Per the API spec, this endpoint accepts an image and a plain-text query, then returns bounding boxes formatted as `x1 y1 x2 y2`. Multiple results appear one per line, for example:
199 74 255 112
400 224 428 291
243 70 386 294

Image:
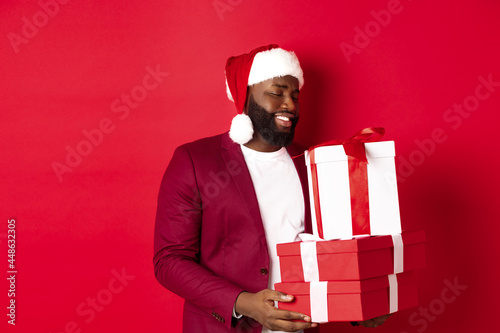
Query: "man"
154 44 316 333
153 45 388 332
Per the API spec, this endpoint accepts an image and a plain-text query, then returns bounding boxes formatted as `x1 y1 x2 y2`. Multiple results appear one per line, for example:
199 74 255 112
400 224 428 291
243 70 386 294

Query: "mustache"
272 111 296 117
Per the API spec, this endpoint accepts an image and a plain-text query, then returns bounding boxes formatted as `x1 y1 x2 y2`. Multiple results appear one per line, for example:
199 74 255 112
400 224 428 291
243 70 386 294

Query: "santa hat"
225 44 304 144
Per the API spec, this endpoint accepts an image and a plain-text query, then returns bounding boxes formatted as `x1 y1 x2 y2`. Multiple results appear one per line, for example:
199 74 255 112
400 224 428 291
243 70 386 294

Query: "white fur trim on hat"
247 48 304 88
229 113 254 144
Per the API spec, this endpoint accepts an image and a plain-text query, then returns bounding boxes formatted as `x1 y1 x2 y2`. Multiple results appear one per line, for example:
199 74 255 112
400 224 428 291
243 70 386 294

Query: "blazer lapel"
219 134 313 248
220 133 268 250
287 144 313 234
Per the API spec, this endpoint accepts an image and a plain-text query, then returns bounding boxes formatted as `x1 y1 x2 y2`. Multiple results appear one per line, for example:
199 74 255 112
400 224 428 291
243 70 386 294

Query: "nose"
281 95 297 112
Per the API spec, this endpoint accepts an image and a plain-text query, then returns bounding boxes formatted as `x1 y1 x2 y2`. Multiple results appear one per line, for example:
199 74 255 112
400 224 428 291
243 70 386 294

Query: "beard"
246 96 299 147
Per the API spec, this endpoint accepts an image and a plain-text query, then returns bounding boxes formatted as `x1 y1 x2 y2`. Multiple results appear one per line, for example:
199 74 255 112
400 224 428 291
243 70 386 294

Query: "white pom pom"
229 114 254 144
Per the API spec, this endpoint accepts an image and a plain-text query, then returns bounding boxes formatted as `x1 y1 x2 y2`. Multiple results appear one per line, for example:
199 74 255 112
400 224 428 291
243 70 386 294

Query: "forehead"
251 75 300 92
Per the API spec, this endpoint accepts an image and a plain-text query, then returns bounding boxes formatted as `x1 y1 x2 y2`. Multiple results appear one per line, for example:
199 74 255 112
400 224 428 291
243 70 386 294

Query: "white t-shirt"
240 144 305 333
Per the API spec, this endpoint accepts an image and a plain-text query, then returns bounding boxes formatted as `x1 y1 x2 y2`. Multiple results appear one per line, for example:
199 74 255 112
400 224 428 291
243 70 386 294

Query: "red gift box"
275 271 418 322
278 231 425 282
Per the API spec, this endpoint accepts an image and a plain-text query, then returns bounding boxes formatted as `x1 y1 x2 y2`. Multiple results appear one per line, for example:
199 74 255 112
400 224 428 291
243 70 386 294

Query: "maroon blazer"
153 132 315 333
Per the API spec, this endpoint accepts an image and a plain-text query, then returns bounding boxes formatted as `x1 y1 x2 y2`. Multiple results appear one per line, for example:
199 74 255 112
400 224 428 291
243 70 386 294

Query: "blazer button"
212 311 225 323
260 268 268 275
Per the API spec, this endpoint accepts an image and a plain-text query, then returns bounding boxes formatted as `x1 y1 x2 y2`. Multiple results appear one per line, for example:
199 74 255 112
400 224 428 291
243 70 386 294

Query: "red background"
1 0 499 332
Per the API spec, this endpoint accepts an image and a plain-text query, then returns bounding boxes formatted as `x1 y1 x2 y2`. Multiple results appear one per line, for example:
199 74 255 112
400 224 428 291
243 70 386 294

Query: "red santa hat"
225 44 304 144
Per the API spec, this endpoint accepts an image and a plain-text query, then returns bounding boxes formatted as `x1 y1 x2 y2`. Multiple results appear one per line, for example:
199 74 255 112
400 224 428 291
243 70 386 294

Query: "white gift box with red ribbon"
305 139 402 240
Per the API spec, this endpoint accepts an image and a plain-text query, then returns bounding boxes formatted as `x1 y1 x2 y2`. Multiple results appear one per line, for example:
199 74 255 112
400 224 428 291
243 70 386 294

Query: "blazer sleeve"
153 145 244 329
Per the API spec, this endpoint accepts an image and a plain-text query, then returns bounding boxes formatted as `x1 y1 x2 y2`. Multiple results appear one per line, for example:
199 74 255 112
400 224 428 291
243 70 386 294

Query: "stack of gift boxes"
275 128 426 323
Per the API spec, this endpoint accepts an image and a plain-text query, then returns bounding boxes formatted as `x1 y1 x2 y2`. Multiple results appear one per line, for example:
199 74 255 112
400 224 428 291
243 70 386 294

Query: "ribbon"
308 127 385 238
391 234 404 274
388 274 399 313
310 281 329 323
300 241 320 282
309 149 325 238
388 234 405 314
298 233 321 242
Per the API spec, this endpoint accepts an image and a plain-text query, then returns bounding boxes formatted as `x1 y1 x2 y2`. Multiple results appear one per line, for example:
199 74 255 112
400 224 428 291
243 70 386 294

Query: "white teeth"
276 115 290 121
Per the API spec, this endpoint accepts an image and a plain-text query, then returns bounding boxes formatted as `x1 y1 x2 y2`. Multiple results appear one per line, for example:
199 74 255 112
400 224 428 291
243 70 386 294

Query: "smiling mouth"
274 113 294 128
276 115 291 121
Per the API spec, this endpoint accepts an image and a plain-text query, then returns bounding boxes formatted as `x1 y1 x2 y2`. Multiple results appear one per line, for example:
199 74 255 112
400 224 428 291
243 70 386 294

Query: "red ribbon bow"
309 127 385 239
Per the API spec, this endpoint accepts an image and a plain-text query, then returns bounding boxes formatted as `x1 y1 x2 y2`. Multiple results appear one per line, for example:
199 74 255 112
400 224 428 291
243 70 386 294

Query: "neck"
243 133 282 152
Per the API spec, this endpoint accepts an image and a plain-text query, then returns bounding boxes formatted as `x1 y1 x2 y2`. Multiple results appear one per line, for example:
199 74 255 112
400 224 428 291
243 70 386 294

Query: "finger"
373 314 391 325
274 308 312 322
271 318 318 332
359 313 391 327
379 314 391 321
358 319 376 328
267 290 294 303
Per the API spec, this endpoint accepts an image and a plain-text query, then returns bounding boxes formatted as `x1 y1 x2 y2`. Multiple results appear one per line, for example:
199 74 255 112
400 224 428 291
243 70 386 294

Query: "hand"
355 314 392 328
235 289 318 332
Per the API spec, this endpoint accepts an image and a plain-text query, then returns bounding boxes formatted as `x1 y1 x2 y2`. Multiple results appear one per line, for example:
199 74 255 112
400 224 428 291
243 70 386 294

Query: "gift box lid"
275 271 416 295
277 231 425 257
306 141 395 164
